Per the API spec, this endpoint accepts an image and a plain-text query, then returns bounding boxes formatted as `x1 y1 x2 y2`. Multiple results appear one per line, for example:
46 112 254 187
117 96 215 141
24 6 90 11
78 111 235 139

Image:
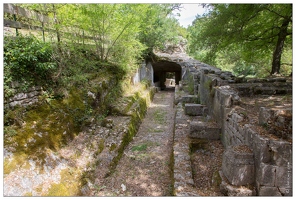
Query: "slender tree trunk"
101 4 105 61
271 18 290 75
52 4 61 43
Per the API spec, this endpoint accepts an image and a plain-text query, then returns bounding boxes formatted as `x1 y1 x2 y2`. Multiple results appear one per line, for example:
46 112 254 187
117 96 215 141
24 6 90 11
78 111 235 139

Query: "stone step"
189 121 220 140
184 103 207 116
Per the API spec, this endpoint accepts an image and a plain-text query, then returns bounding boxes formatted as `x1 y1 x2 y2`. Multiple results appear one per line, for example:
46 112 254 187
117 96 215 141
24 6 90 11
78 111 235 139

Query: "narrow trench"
169 102 177 196
190 139 224 196
96 88 177 196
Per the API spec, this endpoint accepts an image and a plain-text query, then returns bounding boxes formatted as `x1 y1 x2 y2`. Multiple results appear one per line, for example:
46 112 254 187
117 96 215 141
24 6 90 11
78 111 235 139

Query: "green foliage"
54 4 146 72
3 126 18 137
14 3 183 71
188 4 292 77
138 4 182 56
131 144 148 152
4 34 56 97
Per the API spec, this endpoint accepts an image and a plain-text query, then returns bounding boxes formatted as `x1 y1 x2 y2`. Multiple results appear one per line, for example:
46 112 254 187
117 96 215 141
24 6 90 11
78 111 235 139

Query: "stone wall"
223 110 292 195
132 61 154 86
4 86 43 108
185 62 292 196
6 61 154 109
149 49 292 196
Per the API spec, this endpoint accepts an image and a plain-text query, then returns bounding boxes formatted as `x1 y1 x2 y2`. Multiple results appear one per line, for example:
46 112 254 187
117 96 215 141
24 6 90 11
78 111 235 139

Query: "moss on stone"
4 86 93 170
47 183 70 196
105 86 154 177
4 76 155 195
211 170 222 187
24 192 32 196
45 167 82 196
109 143 117 151
98 139 105 154
3 152 28 174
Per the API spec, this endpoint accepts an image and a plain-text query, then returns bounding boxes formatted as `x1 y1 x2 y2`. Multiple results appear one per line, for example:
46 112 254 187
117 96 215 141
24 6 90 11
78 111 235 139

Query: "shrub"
4 34 57 98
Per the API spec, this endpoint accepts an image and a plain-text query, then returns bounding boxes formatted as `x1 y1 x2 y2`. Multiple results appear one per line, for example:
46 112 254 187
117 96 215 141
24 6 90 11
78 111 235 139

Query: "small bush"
4 34 56 98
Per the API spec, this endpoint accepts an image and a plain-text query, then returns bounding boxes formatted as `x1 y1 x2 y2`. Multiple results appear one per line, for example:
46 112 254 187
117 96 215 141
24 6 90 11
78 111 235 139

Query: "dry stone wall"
4 86 43 108
179 58 292 196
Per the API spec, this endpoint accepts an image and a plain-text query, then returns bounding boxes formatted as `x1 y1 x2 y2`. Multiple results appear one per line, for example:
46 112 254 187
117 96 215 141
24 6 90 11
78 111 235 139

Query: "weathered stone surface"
278 187 292 196
184 104 205 116
252 133 271 165
256 163 276 186
222 146 254 186
269 139 292 167
258 186 282 196
190 121 220 140
220 171 255 196
275 165 293 188
258 107 272 125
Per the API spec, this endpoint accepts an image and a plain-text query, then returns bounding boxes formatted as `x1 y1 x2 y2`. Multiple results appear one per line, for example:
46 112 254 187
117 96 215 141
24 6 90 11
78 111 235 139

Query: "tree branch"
104 20 133 61
264 5 292 22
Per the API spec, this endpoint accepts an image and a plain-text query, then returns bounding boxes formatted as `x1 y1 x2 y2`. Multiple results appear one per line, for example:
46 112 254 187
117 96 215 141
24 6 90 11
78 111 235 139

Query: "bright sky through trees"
173 4 208 28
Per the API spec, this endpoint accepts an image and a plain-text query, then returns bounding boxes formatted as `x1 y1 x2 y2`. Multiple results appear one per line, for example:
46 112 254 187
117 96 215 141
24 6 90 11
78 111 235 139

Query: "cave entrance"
152 61 182 90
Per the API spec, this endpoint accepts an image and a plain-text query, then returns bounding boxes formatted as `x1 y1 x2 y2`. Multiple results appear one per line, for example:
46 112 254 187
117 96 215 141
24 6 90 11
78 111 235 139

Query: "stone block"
189 121 220 140
222 146 254 186
259 107 272 125
27 90 39 98
245 124 255 147
269 139 292 166
256 163 276 186
258 186 282 196
275 166 292 188
278 187 292 196
232 112 244 123
216 86 240 108
252 133 271 166
219 171 256 196
184 104 205 116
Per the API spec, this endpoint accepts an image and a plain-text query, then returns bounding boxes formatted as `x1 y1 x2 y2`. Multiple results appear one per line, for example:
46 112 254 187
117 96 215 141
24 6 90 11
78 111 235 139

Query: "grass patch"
153 110 166 124
148 127 164 133
131 144 148 152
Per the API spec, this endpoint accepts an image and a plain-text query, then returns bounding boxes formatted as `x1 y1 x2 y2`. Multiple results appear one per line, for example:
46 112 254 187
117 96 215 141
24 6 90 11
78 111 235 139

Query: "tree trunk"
271 18 290 75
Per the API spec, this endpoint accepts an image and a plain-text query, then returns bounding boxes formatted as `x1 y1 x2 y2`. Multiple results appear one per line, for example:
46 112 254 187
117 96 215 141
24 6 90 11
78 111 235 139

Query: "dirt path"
95 89 176 196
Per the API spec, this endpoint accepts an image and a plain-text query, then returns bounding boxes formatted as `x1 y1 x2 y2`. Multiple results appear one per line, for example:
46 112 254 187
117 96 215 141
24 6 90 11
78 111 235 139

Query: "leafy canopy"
188 4 292 77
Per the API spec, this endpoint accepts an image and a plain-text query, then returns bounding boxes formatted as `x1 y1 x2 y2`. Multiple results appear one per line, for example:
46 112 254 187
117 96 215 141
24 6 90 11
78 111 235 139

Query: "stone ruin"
4 46 292 196
172 57 292 196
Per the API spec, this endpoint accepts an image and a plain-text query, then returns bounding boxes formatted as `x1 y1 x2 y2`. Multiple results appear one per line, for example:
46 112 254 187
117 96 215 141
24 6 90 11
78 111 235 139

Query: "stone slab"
184 103 205 116
190 121 220 140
